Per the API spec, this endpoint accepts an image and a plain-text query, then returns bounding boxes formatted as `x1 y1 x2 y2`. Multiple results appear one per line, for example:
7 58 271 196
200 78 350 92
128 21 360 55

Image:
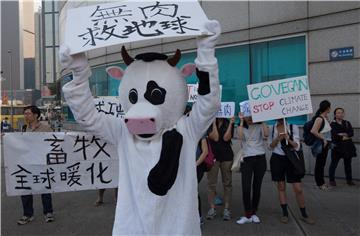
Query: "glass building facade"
41 0 59 85
63 35 306 124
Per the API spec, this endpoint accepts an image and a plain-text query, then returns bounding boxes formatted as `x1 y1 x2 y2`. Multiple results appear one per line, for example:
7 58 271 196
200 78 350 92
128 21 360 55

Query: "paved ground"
2 164 360 236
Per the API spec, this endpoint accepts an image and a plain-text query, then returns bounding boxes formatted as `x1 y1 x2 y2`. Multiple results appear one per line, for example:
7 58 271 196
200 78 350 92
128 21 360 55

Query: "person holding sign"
268 119 315 225
17 106 55 225
60 16 222 235
206 117 235 221
236 112 268 224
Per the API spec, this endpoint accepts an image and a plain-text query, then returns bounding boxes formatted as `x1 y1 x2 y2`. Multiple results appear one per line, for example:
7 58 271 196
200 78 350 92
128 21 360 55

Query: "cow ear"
180 63 196 78
106 66 124 80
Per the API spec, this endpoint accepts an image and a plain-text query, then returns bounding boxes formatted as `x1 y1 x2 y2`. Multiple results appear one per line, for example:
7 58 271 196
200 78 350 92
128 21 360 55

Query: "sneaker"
280 216 289 224
206 208 216 220
329 181 336 187
200 216 204 226
17 216 34 225
318 184 330 191
301 216 315 225
44 213 54 223
251 214 261 223
347 181 356 186
223 208 231 221
236 216 252 224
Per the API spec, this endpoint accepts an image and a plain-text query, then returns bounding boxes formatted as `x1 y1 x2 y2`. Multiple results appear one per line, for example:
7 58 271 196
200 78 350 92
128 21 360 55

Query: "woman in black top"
329 108 357 186
206 117 234 221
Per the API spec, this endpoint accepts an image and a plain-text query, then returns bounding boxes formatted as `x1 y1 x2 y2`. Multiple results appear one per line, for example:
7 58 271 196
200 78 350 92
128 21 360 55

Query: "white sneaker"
251 214 260 223
236 216 252 224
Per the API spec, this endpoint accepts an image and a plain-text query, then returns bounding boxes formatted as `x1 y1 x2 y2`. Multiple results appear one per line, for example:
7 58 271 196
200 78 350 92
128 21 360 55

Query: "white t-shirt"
268 122 300 156
241 124 266 158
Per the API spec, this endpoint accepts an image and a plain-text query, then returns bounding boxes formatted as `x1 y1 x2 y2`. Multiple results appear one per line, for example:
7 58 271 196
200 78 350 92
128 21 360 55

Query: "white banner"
65 1 210 54
4 132 119 196
247 76 313 122
94 96 125 118
216 102 235 118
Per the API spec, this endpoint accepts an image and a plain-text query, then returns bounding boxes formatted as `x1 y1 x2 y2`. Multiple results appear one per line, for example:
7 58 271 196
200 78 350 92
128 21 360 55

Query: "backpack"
204 138 216 171
303 116 324 146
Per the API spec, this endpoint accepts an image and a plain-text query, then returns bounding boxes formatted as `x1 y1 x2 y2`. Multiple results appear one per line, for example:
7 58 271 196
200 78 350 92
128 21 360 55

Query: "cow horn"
121 46 134 66
167 49 181 67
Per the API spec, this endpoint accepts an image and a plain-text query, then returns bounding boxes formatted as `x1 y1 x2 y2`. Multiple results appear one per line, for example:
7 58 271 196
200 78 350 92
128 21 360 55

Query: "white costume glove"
59 45 91 84
197 20 221 50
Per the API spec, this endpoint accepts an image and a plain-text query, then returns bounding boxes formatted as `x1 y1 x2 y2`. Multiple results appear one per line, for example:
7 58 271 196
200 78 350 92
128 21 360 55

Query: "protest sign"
94 96 124 118
216 102 235 118
4 132 118 196
247 76 312 123
239 100 251 117
187 84 222 103
65 1 210 54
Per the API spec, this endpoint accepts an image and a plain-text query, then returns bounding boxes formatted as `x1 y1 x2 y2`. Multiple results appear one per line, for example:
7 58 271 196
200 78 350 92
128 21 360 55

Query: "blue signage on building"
329 47 354 61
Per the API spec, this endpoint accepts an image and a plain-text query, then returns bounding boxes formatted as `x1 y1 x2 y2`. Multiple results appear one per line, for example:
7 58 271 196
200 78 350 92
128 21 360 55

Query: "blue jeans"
21 194 53 217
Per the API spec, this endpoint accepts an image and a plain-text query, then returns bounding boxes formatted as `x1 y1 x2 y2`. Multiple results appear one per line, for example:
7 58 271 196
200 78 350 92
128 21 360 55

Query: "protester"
310 100 332 190
1 117 11 132
236 113 268 224
17 105 55 225
329 107 357 186
196 136 209 225
206 117 234 221
268 118 315 225
94 189 118 206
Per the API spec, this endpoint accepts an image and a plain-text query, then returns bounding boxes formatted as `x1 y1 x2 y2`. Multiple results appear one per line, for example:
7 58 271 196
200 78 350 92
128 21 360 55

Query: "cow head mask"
106 46 196 140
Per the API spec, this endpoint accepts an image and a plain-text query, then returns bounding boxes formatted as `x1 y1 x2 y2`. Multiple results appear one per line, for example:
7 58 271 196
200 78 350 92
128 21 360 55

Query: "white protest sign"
94 96 125 118
216 102 235 118
4 132 119 196
65 1 210 54
247 76 313 123
187 84 222 103
239 100 251 117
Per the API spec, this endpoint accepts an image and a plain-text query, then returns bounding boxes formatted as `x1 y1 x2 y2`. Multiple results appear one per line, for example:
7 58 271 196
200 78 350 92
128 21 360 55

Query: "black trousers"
315 145 329 186
240 154 267 214
197 163 206 217
329 150 352 182
21 194 53 217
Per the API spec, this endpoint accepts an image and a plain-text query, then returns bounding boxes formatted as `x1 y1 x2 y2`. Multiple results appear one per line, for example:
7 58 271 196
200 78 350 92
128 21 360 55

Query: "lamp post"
7 50 14 130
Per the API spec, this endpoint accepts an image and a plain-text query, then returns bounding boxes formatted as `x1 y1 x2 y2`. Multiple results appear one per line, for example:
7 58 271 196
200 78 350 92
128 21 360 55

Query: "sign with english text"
247 76 313 122
65 1 210 54
187 84 222 103
216 102 235 118
4 132 119 196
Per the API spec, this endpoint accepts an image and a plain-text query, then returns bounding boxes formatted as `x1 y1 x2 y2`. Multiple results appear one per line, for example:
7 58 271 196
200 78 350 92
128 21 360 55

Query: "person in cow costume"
60 20 221 235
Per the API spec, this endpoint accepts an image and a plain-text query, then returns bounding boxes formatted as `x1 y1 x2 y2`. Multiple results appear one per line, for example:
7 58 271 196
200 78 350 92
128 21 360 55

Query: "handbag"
281 145 305 178
231 126 257 172
204 138 216 171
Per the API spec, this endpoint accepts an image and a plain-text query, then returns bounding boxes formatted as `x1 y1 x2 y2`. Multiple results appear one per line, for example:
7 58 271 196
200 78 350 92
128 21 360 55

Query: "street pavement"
1 163 359 236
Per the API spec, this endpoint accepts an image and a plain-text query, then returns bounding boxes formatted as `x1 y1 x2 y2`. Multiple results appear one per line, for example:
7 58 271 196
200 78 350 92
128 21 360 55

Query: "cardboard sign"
247 76 313 122
216 102 235 118
239 100 251 117
4 132 119 196
65 1 210 54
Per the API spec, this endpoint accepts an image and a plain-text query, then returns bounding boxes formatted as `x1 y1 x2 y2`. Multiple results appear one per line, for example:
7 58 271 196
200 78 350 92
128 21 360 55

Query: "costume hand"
197 20 221 50
59 45 89 74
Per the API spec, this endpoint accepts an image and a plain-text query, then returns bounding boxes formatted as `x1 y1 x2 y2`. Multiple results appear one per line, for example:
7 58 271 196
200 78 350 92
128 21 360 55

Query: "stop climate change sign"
247 76 313 123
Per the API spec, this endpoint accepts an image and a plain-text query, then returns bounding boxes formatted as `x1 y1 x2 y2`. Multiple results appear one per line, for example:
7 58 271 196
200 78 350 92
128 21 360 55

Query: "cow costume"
60 20 221 235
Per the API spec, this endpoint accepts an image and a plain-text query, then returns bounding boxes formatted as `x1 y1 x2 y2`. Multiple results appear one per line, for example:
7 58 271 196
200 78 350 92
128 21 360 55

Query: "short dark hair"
24 105 41 119
333 107 344 116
